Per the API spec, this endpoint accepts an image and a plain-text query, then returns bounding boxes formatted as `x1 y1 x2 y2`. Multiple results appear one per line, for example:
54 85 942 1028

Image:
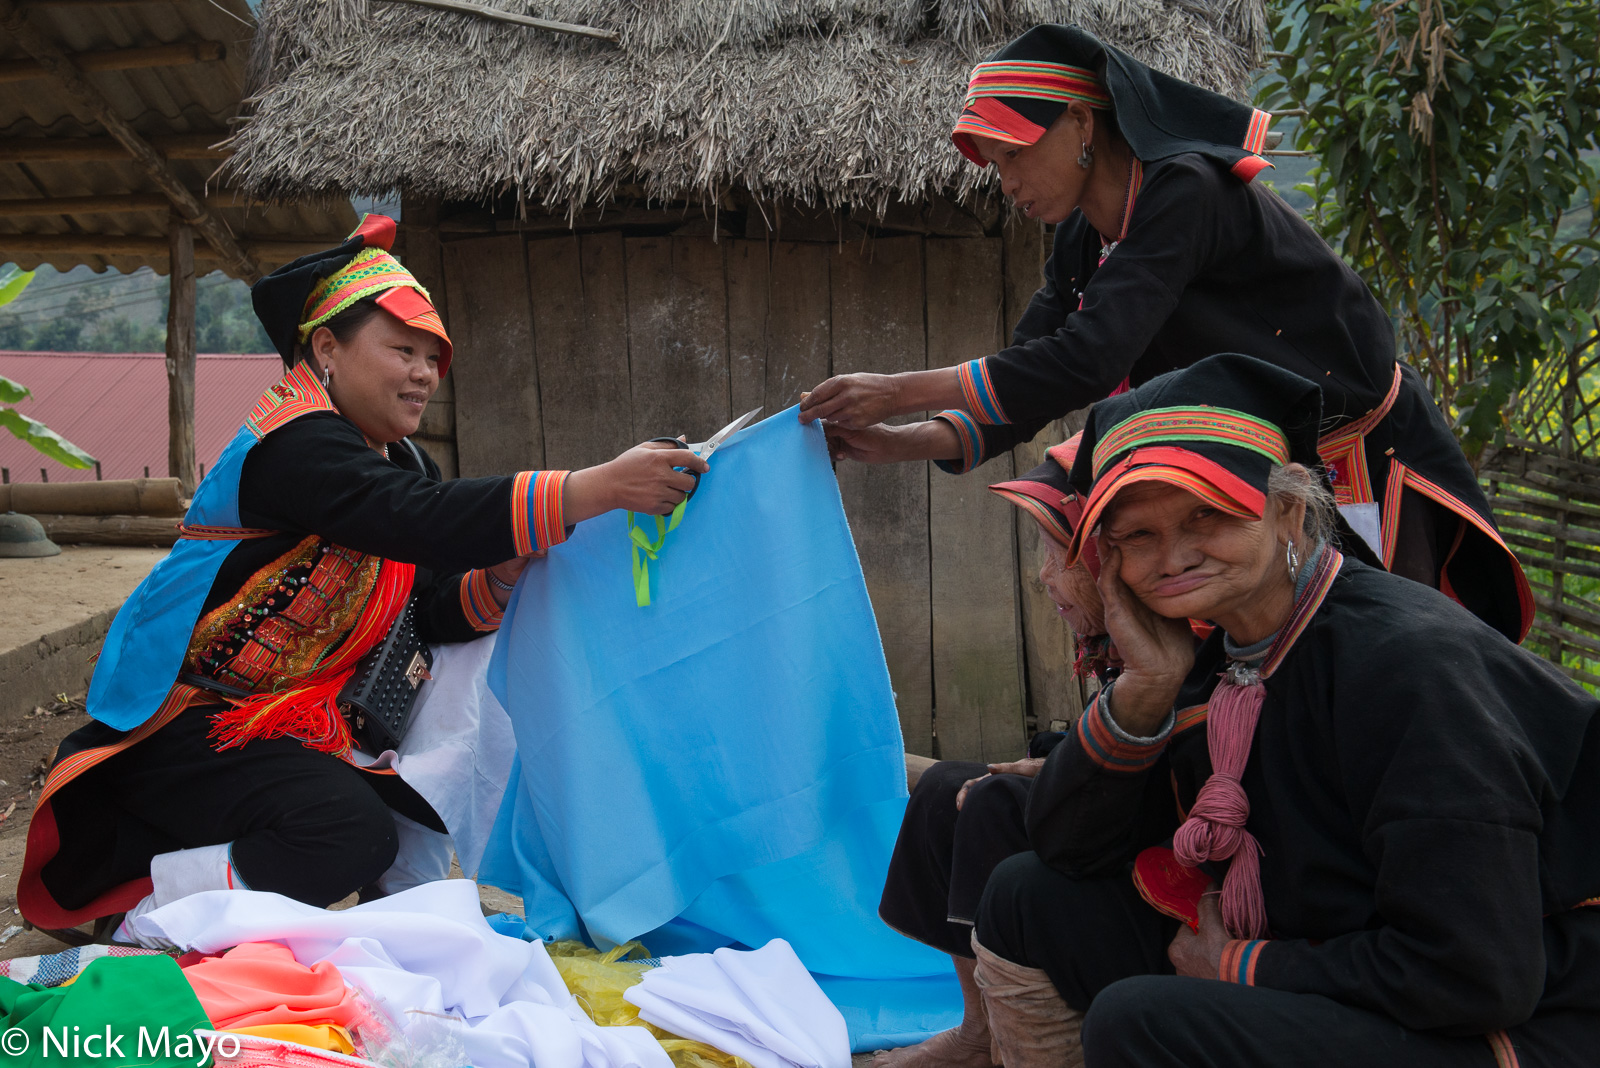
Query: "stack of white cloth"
130 881 669 1068
624 940 849 1068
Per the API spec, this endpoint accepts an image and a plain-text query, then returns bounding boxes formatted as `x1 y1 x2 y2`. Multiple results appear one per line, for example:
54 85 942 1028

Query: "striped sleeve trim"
956 359 1009 425
1076 691 1167 773
512 470 572 556
460 569 505 632
933 410 985 473
1219 939 1267 985
1172 703 1209 736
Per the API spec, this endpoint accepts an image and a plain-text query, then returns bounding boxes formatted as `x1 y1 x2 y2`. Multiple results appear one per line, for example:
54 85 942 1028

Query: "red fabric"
373 286 453 372
182 942 363 1030
1229 156 1272 184
1133 845 1213 930
351 214 397 251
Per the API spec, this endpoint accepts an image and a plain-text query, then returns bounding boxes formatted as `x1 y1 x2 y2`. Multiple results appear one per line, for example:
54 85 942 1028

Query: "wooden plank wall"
420 221 1080 761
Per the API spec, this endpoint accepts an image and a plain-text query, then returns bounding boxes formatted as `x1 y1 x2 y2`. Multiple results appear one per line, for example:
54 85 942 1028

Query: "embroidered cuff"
932 410 985 474
511 470 571 556
1075 687 1171 773
957 358 1009 425
1219 939 1268 985
460 569 505 632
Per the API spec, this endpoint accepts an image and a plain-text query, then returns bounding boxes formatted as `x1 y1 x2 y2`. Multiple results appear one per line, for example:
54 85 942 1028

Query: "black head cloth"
250 214 397 367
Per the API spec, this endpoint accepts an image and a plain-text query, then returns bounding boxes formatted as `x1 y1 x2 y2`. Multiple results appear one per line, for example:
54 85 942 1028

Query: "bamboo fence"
1481 438 1600 687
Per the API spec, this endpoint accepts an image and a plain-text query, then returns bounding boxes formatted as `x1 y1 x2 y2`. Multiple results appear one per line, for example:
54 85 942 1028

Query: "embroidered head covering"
1063 352 1324 566
951 24 1275 183
989 432 1103 579
991 434 1118 678
251 214 453 374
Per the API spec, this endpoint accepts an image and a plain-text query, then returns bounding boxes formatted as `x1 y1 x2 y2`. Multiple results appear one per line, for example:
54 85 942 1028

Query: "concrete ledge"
0 546 167 718
0 606 118 717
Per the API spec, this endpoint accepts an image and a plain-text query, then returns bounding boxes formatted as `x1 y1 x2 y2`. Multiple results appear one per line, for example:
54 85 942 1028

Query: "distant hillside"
0 265 272 354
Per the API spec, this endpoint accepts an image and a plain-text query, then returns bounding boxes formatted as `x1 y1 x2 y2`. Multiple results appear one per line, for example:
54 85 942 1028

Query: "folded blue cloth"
480 408 959 1050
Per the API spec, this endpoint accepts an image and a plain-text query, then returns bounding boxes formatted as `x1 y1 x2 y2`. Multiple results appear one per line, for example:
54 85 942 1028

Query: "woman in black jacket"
800 24 1531 645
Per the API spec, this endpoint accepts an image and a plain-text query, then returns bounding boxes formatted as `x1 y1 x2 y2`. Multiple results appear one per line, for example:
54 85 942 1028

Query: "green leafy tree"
0 266 95 469
194 279 273 353
1261 0 1600 457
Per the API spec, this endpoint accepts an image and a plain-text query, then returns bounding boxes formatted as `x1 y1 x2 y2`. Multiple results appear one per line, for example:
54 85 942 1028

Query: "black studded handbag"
338 598 433 753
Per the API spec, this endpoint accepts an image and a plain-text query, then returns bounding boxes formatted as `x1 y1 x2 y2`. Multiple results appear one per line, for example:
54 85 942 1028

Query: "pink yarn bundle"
1172 672 1270 939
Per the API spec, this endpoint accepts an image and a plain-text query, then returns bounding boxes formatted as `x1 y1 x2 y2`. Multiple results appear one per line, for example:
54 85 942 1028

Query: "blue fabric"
479 409 961 1050
88 425 261 731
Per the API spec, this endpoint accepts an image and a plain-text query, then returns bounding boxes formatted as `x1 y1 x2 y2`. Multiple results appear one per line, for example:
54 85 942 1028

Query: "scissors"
648 407 763 500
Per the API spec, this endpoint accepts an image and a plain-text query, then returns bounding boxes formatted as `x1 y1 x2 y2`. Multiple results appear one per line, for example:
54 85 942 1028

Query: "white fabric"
352 635 516 879
375 812 455 896
111 893 162 947
623 940 849 1068
152 841 238 901
1338 501 1384 560
130 881 670 1068
116 841 243 949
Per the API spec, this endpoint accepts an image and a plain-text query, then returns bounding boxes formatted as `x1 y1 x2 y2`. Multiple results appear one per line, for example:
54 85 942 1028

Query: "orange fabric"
182 942 363 1031
225 1025 357 1054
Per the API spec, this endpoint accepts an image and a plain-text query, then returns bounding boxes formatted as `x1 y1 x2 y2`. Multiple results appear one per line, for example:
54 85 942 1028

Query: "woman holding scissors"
22 216 704 945
799 23 1531 644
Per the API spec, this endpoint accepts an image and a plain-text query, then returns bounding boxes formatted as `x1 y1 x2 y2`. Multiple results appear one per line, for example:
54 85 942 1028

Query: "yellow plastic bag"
545 941 753 1068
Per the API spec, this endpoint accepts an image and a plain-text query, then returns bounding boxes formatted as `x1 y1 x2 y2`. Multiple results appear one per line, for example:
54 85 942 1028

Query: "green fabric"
627 499 688 607
0 956 215 1068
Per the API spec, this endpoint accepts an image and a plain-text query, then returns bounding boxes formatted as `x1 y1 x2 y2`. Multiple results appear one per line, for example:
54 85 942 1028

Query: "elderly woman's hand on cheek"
1096 539 1196 737
1168 888 1230 979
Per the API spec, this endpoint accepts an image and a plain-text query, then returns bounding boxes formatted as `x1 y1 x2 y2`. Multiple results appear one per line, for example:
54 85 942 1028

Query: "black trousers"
878 760 1033 957
43 704 445 911
975 852 1497 1068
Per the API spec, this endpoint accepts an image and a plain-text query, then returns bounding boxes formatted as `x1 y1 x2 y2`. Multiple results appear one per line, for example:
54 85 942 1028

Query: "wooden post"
166 217 197 493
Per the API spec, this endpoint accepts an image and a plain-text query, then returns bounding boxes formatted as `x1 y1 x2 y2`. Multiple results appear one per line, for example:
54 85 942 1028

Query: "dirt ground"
0 691 96 959
0 546 168 655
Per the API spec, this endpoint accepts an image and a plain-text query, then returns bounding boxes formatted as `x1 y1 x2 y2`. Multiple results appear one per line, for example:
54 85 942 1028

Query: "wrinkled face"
1099 480 1295 625
312 310 441 444
970 108 1092 225
1039 534 1105 637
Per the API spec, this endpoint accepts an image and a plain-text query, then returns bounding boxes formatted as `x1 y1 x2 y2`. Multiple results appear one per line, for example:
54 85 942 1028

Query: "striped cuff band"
511 470 572 556
1219 939 1267 985
460 569 505 632
1076 689 1170 773
957 358 1009 425
933 410 985 474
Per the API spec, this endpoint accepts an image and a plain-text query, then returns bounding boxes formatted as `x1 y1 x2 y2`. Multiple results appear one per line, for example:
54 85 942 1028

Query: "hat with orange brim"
1063 353 1326 567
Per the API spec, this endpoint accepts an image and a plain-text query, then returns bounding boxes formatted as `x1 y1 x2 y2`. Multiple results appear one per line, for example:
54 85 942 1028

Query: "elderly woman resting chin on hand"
961 352 1600 1068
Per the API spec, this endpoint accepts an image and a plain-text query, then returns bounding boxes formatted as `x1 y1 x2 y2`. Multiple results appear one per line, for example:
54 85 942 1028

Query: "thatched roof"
228 0 1268 213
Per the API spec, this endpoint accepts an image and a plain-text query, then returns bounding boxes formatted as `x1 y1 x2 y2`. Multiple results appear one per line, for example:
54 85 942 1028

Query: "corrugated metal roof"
0 349 280 483
0 0 353 277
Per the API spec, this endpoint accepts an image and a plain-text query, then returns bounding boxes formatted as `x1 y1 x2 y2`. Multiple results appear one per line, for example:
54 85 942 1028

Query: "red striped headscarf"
1063 353 1326 567
952 60 1112 165
950 25 1276 184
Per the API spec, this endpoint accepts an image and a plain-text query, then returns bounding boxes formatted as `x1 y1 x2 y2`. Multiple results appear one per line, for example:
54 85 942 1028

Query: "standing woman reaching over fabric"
798 23 1531 643
19 216 706 945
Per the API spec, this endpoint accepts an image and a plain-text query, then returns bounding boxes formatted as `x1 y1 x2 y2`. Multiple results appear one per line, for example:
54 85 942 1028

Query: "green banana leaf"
0 408 96 469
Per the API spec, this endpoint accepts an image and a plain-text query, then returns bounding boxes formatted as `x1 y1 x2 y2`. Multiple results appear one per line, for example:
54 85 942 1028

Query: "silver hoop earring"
1077 141 1094 169
322 363 331 389
1286 540 1299 582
